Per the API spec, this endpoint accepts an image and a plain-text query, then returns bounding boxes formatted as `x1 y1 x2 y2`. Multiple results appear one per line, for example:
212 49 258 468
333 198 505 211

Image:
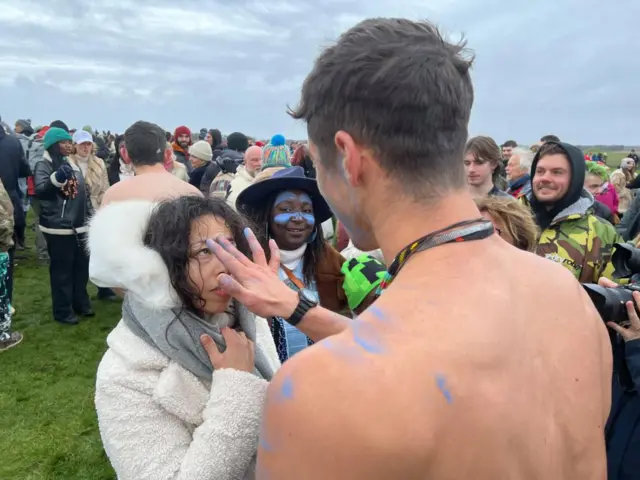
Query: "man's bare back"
258 236 611 479
101 171 201 206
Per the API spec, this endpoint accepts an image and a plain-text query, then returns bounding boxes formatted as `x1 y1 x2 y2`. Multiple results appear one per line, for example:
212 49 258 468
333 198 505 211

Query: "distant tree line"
576 145 639 152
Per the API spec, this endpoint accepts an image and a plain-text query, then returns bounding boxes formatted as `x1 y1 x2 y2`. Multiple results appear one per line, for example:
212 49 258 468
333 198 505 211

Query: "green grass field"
0 219 118 479
602 151 630 170
0 149 635 478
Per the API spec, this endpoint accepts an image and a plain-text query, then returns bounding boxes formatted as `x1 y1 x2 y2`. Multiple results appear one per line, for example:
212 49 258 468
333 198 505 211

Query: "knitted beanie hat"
50 120 69 132
174 126 192 143
341 254 386 310
44 127 73 150
227 132 249 153
189 140 213 162
261 134 291 171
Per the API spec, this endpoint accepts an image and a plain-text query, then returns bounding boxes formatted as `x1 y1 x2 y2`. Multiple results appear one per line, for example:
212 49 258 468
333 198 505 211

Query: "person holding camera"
600 278 640 480
34 127 93 325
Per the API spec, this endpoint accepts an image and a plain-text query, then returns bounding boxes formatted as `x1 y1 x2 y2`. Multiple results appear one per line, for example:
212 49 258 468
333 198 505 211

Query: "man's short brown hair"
289 18 474 199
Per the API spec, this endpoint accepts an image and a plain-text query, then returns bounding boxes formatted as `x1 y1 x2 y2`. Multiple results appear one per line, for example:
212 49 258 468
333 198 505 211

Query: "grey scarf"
122 295 274 381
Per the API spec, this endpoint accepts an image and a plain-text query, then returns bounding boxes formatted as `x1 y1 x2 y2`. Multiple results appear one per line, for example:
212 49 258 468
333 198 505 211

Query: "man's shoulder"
260 333 433 477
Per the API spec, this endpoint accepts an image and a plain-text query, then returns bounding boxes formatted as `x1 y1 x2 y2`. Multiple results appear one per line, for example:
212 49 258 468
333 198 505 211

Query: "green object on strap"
341 254 386 310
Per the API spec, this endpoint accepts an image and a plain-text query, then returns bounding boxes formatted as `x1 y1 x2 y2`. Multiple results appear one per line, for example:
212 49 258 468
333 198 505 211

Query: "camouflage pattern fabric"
0 252 11 341
0 179 14 252
521 192 622 283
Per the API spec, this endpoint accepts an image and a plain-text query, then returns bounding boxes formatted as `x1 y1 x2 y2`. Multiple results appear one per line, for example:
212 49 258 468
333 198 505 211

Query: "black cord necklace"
377 218 494 294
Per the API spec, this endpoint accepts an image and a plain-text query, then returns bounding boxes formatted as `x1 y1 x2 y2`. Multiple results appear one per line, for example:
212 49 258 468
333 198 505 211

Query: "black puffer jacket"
0 126 30 227
34 151 92 234
199 149 243 195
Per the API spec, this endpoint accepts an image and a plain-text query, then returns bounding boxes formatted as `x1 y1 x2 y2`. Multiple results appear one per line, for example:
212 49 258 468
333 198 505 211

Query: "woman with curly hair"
90 196 281 479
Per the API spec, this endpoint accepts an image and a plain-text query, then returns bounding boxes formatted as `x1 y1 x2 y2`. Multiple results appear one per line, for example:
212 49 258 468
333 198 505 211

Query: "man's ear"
120 145 131 164
335 131 365 188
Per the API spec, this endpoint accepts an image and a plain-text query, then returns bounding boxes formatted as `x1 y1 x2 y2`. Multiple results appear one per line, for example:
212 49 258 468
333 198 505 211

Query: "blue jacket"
606 338 640 480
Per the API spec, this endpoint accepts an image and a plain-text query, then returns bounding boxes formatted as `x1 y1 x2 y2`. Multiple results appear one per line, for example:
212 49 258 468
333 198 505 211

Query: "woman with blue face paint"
236 166 349 363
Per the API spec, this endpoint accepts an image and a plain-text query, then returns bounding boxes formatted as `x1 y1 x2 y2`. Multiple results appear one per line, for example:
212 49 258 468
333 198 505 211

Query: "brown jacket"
315 244 349 314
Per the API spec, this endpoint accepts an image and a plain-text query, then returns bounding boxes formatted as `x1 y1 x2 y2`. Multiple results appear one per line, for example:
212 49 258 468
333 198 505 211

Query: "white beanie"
189 140 213 162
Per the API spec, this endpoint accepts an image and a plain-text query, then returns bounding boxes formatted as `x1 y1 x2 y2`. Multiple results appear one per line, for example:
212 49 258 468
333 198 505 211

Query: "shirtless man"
101 120 201 206
207 18 611 479
92 121 201 293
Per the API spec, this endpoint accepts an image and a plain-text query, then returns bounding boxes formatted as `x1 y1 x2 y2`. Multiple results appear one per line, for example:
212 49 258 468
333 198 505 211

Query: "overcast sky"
0 0 638 144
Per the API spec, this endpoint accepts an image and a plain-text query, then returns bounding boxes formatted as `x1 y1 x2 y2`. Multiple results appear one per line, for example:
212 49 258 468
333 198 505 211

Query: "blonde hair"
475 196 539 252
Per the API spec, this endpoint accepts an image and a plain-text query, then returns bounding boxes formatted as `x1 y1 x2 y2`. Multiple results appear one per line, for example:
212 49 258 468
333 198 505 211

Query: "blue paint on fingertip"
435 374 453 404
205 239 218 251
243 227 252 238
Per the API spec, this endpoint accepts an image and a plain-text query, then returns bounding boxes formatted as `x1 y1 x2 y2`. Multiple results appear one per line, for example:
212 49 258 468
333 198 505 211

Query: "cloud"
0 0 638 144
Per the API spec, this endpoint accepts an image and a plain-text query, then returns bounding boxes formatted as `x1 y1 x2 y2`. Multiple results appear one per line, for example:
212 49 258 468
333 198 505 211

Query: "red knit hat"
37 126 50 138
174 126 192 144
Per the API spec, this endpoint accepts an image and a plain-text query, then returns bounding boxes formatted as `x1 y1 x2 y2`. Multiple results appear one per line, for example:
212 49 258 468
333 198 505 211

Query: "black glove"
54 164 73 184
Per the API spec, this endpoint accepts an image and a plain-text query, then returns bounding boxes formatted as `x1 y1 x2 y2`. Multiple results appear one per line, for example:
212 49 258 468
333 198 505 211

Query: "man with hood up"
172 126 192 174
521 141 621 283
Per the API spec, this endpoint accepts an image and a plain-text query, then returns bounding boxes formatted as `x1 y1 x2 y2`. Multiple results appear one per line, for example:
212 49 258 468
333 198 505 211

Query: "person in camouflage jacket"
522 141 622 283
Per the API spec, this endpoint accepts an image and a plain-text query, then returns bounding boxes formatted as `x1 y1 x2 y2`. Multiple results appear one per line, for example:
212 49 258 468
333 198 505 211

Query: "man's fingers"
206 239 247 278
267 239 281 273
216 235 254 266
629 293 640 330
607 322 629 339
217 273 254 304
598 278 618 288
244 228 267 267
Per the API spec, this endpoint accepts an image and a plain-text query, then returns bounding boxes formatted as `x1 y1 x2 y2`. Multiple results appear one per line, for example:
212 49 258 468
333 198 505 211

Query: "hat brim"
236 176 333 223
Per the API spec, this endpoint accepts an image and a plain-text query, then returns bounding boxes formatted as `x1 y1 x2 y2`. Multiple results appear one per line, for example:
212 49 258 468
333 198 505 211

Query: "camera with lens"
582 242 640 325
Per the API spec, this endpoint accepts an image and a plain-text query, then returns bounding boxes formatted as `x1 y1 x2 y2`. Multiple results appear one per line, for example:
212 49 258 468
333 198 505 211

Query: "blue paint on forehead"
275 190 312 206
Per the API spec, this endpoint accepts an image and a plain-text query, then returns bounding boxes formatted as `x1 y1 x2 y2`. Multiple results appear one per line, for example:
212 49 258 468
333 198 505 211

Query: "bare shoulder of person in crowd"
102 174 202 207
258 242 611 479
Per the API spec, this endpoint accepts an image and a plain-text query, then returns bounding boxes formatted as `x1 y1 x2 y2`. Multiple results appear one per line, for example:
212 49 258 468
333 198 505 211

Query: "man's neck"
468 180 495 199
371 191 484 265
134 164 167 175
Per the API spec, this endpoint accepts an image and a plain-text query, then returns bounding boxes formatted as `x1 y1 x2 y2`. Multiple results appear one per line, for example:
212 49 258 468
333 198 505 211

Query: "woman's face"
191 156 205 169
187 215 234 314
58 140 73 156
481 211 515 246
269 189 316 250
75 141 92 157
584 173 603 196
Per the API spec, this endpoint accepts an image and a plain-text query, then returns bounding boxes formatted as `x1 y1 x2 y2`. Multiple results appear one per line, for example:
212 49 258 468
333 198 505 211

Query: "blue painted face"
269 190 316 250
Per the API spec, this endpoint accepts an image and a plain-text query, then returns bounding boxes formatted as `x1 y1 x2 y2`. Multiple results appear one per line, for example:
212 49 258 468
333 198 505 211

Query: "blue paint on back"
280 376 294 400
352 320 385 354
367 305 388 322
435 374 453 404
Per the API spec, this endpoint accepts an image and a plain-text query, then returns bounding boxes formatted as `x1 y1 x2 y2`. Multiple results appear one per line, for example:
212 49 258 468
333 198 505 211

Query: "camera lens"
582 284 633 325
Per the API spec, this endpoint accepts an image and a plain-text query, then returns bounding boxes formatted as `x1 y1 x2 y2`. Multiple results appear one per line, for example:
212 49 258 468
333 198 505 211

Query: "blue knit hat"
261 134 291 171
43 127 73 150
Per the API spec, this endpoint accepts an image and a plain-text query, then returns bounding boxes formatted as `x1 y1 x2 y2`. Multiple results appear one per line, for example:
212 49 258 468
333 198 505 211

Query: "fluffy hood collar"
88 200 180 310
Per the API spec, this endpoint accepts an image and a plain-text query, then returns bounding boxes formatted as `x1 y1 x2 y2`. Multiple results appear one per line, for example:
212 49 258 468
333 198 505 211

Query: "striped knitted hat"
261 134 291 171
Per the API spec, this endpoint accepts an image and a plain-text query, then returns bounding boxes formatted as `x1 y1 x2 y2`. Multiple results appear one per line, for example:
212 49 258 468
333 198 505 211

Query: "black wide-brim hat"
236 166 333 223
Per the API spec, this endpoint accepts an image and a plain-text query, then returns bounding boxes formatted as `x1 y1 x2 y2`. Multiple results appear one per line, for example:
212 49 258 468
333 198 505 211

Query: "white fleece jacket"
89 200 281 480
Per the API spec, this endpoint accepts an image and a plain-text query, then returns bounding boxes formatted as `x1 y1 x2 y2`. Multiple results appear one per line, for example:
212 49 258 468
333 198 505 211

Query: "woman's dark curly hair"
144 196 253 316
243 190 326 285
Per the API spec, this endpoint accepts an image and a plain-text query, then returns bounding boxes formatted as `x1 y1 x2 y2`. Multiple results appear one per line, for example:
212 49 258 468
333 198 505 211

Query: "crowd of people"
0 16 639 480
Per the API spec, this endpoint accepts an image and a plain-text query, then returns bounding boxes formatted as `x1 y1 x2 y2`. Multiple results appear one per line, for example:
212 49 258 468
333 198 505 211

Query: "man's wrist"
279 288 299 320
